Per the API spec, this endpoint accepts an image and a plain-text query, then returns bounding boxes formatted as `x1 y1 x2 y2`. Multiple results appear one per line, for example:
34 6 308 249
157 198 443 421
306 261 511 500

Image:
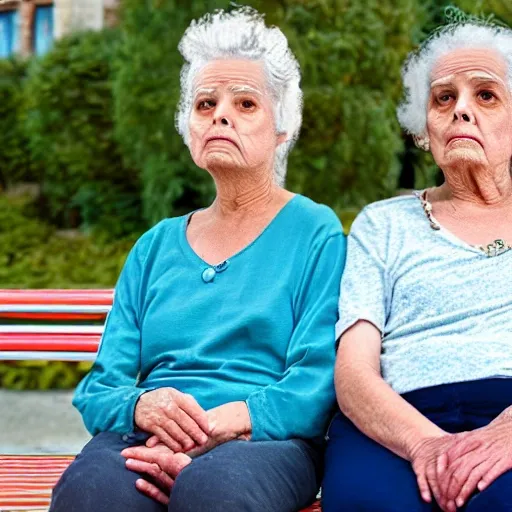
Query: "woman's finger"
455 459 493 508
135 478 170 505
416 471 432 503
426 461 444 510
125 459 174 491
436 452 448 479
153 425 184 453
121 444 160 462
175 408 209 445
161 418 195 451
443 450 484 502
176 393 210 434
146 435 160 448
478 458 509 491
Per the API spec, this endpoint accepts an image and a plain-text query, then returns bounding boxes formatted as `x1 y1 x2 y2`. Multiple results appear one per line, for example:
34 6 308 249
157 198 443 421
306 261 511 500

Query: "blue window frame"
0 10 19 58
33 5 54 56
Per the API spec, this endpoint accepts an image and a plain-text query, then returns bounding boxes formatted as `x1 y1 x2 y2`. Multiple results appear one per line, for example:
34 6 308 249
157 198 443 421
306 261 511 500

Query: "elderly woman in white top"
322 18 512 512
50 7 345 512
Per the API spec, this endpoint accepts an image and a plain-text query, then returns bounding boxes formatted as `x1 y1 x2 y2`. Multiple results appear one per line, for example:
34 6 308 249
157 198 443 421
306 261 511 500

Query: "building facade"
0 0 119 58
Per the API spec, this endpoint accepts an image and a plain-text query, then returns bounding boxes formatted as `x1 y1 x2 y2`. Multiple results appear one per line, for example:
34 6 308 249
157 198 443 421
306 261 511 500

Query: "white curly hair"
176 7 303 185
397 19 512 137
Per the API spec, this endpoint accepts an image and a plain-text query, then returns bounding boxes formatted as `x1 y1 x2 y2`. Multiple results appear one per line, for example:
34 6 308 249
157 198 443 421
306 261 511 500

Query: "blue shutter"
0 10 18 58
34 5 54 56
12 9 19 54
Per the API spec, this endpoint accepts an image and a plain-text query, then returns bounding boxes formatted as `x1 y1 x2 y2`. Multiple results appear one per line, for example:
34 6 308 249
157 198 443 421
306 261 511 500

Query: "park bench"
0 289 321 512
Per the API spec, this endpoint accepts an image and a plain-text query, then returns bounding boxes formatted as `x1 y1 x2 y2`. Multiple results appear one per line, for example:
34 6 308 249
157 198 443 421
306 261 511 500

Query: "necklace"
417 190 512 258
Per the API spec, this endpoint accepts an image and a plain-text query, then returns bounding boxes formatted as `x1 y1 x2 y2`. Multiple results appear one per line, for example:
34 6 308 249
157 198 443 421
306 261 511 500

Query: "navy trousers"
49 431 322 512
322 378 512 511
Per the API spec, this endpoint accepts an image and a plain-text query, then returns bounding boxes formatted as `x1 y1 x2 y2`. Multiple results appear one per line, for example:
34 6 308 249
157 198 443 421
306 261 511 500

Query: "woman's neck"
210 171 279 220
440 161 512 207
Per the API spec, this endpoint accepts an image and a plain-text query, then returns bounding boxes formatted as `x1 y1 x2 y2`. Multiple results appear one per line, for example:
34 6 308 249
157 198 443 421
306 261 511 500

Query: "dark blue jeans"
50 431 322 512
322 378 512 511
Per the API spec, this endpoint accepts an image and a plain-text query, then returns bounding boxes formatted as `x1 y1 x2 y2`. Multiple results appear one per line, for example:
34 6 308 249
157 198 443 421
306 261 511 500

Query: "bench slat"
0 290 114 306
0 334 101 353
0 351 97 361
0 326 103 335
0 456 322 511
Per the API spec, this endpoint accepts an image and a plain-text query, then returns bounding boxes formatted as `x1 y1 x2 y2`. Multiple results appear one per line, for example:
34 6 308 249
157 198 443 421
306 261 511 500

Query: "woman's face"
188 59 286 176
426 48 512 172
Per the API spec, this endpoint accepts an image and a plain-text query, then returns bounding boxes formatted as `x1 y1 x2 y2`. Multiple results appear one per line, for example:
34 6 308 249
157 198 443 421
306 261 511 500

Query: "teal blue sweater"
74 195 346 441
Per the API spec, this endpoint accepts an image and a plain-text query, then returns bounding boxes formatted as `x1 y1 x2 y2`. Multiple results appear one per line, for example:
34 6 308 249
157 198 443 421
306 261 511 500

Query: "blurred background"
0 0 510 395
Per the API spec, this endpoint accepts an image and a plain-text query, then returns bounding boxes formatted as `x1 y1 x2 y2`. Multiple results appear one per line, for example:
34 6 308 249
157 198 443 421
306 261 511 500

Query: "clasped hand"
411 410 512 512
122 388 251 504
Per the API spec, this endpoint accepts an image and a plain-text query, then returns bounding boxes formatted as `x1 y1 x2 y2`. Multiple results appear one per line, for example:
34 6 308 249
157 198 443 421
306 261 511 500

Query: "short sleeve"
335 207 390 341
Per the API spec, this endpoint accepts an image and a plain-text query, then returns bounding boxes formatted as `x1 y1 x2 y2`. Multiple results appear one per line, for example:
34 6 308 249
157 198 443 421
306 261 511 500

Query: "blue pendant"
202 267 216 283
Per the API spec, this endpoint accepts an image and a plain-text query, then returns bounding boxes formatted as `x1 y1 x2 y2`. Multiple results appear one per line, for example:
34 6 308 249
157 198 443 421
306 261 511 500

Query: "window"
33 4 54 56
0 10 19 58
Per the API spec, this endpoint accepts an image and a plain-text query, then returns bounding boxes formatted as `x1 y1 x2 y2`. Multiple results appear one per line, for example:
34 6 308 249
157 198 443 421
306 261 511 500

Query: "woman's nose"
453 111 473 123
212 101 233 127
453 96 475 124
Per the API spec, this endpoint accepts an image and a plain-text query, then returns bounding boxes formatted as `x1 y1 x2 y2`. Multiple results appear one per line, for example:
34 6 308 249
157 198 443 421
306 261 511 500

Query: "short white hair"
397 20 512 137
176 7 303 185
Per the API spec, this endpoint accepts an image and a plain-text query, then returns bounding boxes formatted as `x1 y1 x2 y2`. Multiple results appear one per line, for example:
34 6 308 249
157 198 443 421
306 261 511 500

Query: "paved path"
0 390 91 454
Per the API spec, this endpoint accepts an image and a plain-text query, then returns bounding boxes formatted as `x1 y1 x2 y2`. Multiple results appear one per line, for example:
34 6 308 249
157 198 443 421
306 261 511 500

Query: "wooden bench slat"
0 326 103 335
0 333 101 353
0 351 97 361
0 290 114 306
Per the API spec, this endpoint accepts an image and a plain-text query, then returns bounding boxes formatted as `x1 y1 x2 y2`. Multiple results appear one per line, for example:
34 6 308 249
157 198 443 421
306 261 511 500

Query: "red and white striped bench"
0 289 322 512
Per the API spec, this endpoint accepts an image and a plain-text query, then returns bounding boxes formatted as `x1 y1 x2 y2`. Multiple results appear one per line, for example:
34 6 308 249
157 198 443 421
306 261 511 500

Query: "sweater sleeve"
73 234 150 435
245 232 347 441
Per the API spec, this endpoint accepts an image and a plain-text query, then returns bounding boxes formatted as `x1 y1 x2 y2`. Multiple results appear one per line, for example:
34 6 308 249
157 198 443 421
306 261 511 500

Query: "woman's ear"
276 132 288 147
413 133 430 152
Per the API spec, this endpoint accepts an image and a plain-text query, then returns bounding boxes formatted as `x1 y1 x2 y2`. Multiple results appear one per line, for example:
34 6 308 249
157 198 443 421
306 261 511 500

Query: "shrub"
113 0 234 225
0 195 135 288
23 30 143 235
0 58 37 187
281 0 430 208
0 361 92 390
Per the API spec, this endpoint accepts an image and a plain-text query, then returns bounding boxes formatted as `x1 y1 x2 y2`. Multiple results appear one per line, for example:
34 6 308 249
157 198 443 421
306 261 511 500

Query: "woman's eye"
479 90 494 101
197 99 215 110
438 94 453 104
240 100 255 110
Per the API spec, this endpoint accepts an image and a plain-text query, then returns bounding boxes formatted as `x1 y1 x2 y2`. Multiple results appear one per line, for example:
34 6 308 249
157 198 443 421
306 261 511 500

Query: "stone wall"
54 0 104 38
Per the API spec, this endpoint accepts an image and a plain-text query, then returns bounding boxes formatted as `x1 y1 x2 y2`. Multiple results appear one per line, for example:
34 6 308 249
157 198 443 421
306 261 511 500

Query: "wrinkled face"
427 48 512 171
188 59 286 175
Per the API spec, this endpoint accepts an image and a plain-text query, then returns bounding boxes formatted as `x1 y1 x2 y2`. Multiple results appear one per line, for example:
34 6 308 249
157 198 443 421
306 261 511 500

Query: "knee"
50 456 109 511
50 437 131 511
170 463 255 512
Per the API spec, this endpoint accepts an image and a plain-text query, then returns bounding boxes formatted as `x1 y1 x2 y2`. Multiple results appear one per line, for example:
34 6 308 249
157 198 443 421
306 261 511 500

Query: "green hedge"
0 195 135 288
0 361 92 390
113 1 226 225
0 58 37 187
23 30 143 235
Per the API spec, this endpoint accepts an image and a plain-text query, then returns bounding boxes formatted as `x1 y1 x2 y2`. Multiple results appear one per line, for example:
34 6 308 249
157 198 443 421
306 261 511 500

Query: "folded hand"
121 443 192 505
134 387 209 452
146 400 252 457
437 409 512 511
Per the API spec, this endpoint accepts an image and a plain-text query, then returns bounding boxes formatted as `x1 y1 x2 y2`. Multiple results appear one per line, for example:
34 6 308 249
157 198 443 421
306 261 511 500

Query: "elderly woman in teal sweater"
49 7 345 512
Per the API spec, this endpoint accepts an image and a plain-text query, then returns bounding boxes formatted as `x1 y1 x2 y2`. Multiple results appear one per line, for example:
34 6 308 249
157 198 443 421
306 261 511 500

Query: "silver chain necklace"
417 190 512 257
